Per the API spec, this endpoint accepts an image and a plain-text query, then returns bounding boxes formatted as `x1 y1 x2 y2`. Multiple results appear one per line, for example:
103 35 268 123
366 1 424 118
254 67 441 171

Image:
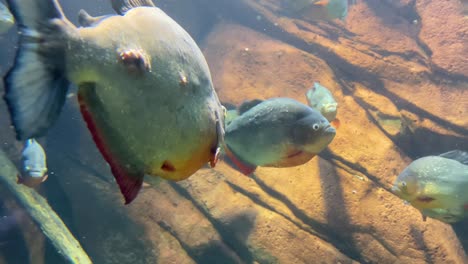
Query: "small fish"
306 82 340 128
287 0 349 21
4 0 224 204
392 150 468 223
0 2 14 33
224 98 336 175
18 138 48 187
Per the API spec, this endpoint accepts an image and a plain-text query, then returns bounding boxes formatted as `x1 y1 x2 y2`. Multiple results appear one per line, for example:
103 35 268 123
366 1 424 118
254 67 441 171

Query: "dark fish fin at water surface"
238 99 264 115
3 0 70 140
78 82 144 204
111 0 156 15
78 9 111 27
438 150 468 165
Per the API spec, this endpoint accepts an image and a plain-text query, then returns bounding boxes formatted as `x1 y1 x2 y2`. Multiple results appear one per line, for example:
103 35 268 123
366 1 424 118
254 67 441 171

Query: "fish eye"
399 181 407 190
312 124 320 131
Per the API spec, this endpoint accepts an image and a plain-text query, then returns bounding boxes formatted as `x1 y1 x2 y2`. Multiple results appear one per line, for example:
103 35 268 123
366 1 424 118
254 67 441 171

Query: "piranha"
224 98 336 175
4 0 225 204
18 138 48 188
0 2 14 33
392 150 468 223
306 82 340 128
287 0 350 21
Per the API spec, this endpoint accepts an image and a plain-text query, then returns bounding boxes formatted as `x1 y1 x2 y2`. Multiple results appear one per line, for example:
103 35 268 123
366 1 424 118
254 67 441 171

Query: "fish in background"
18 138 48 188
306 82 340 128
3 0 225 204
392 150 468 223
0 2 14 33
286 0 351 21
223 98 336 175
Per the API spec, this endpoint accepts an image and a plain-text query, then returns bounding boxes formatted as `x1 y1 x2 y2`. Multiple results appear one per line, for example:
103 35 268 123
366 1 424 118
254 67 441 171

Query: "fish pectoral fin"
111 0 156 15
209 117 224 168
41 174 49 182
78 9 110 27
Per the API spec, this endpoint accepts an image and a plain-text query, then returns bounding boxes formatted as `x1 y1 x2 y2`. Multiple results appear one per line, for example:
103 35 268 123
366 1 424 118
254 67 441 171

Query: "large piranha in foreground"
4 0 225 204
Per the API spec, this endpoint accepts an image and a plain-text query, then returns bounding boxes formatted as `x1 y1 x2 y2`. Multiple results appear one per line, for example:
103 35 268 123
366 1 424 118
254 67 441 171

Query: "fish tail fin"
4 0 73 140
223 145 256 176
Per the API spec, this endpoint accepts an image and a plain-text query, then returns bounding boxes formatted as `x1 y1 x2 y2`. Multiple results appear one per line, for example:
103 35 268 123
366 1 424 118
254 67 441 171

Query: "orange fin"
224 146 256 176
41 174 49 183
314 0 329 6
331 118 340 129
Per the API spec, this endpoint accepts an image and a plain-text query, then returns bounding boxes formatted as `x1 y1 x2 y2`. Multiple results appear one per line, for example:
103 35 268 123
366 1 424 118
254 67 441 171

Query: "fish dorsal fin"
238 99 264 115
111 0 156 15
439 150 468 165
78 9 110 27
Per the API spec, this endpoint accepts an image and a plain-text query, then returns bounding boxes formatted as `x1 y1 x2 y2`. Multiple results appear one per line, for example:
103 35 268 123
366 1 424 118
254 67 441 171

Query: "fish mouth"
285 150 304 159
27 170 46 178
323 125 336 134
390 185 400 194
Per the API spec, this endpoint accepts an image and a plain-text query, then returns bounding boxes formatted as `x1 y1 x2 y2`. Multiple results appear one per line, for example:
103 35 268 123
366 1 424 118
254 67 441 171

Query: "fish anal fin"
224 146 256 176
78 86 143 204
111 0 156 15
238 99 264 115
112 166 144 205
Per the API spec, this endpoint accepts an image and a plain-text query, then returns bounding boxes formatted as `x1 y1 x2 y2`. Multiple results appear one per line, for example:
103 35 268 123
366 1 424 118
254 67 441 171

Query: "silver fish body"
392 150 468 223
4 0 224 203
224 98 336 174
19 138 48 187
306 82 338 122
